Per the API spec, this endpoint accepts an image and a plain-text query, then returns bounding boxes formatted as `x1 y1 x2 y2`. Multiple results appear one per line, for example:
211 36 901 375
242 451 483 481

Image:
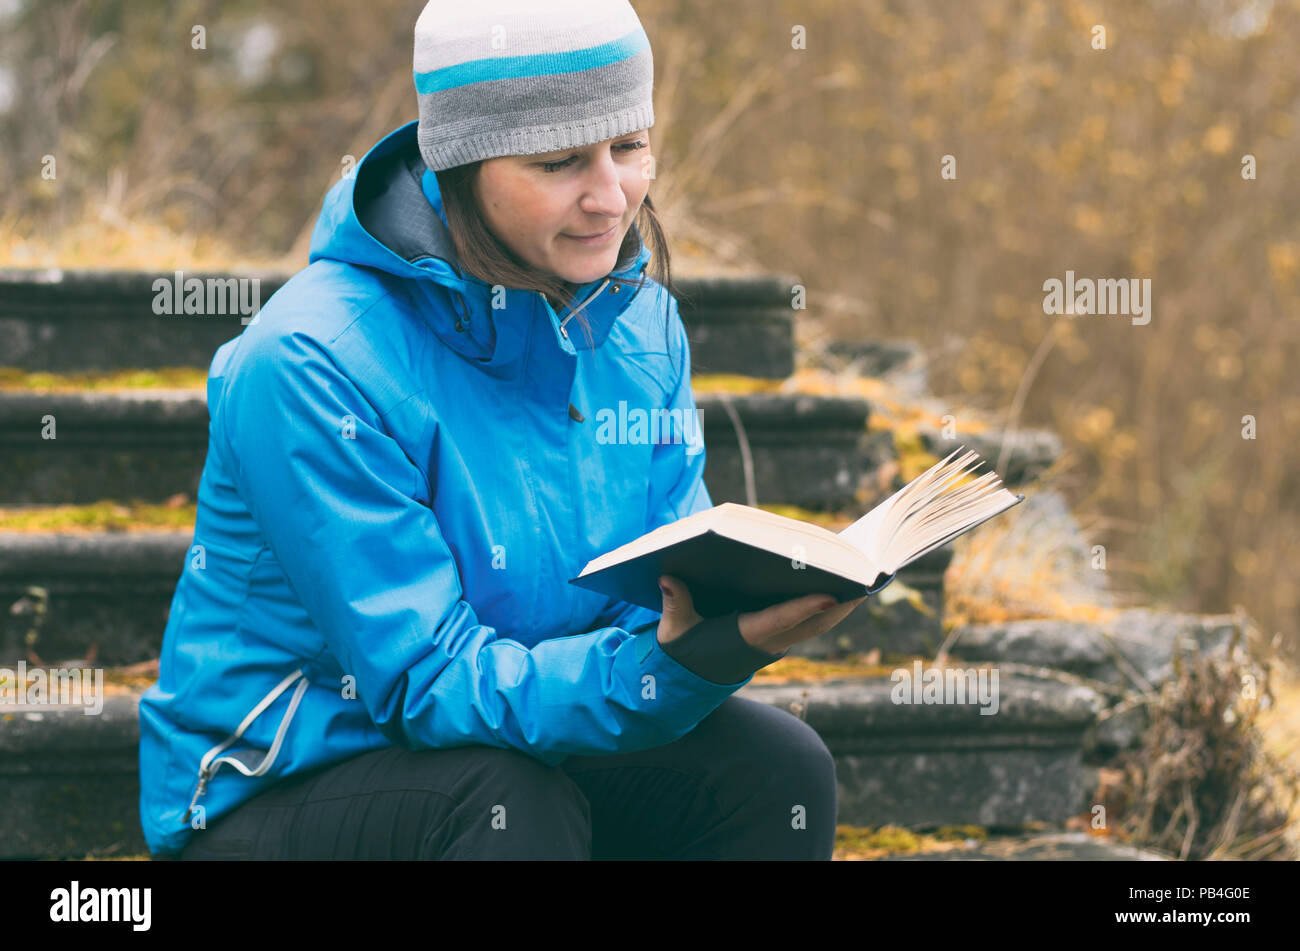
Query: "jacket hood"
307 120 655 370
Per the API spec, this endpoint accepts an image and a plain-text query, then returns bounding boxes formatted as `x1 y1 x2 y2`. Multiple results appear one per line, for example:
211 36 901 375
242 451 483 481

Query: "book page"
891 492 1024 567
835 446 1023 573
837 445 973 560
836 487 899 563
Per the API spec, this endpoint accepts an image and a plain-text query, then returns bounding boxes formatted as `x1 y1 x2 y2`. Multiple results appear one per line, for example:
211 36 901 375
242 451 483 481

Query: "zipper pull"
185 766 213 822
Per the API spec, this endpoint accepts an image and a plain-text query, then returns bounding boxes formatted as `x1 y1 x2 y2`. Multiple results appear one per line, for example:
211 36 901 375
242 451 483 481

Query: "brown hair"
434 160 679 356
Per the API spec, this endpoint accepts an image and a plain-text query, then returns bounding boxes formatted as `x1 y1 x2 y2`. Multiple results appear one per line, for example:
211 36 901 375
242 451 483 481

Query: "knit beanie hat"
413 0 655 172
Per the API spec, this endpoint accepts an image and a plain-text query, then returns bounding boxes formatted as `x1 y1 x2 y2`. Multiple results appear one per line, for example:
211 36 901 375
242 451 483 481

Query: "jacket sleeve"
215 327 746 767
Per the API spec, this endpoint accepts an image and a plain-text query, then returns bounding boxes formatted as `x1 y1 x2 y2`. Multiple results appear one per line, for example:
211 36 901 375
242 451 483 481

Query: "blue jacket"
137 121 759 857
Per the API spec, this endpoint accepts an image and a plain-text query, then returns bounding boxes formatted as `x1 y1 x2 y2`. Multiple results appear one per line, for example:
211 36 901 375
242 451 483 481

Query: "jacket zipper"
184 668 310 823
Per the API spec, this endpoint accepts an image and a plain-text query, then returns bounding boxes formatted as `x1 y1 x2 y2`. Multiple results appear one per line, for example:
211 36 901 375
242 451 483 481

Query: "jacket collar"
310 121 653 381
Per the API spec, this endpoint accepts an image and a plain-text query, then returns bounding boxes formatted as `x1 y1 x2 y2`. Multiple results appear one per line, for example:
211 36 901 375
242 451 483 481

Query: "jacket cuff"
658 611 787 685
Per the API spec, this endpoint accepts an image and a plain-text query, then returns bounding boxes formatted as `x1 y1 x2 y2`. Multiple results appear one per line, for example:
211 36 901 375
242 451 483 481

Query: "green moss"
0 366 208 391
690 373 784 394
834 823 991 859
0 500 197 532
835 824 922 854
78 854 154 861
932 824 988 842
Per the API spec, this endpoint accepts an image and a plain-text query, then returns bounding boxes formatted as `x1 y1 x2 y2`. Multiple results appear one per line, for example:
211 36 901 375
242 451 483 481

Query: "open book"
569 445 1025 617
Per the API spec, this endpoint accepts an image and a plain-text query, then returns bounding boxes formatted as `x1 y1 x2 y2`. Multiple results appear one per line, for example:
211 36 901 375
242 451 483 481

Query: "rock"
948 608 1246 691
824 339 930 396
1085 700 1151 754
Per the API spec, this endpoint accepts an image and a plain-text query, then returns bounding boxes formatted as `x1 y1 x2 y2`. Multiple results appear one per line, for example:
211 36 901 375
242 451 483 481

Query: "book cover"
569 445 1024 618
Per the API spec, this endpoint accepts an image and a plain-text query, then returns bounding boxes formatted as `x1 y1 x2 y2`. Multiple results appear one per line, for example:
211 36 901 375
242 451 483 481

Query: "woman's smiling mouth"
564 224 618 245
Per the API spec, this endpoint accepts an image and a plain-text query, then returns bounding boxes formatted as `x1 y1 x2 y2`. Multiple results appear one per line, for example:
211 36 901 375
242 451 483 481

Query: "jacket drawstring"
448 276 618 340
446 277 474 334
558 278 611 340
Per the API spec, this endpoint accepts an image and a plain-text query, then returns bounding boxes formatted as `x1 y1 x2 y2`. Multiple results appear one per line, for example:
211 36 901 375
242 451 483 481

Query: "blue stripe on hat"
414 29 648 95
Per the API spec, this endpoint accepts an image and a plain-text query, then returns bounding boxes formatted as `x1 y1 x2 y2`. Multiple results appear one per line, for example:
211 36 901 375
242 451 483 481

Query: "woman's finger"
739 592 841 644
763 596 867 654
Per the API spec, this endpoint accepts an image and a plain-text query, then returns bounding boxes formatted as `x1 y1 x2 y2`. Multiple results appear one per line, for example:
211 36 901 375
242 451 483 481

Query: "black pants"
177 695 838 860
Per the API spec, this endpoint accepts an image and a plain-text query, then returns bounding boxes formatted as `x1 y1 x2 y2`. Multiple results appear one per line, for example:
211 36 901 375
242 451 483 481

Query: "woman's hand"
656 574 867 655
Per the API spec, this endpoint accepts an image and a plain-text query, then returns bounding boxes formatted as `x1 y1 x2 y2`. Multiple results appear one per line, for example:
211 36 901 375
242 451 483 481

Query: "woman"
139 0 866 861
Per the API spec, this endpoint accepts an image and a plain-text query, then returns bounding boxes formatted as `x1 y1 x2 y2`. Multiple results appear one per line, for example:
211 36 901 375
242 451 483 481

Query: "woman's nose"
578 155 629 217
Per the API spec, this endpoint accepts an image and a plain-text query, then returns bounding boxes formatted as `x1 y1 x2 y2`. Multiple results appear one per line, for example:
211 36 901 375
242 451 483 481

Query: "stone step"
0 528 945 668
0 390 209 505
0 672 1103 859
675 275 797 378
0 532 184 667
0 689 146 859
697 392 870 509
0 388 874 509
0 269 797 378
740 675 1104 829
946 609 1253 757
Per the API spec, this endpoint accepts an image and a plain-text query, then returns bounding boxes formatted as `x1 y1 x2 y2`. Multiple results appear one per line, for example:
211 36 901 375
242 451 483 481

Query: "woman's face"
472 129 652 287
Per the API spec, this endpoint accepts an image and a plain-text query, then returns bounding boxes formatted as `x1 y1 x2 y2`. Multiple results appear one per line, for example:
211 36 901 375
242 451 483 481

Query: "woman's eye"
540 140 648 173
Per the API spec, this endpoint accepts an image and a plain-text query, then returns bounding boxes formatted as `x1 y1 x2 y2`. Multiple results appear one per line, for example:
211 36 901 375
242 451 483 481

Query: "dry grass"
1257 666 1300 857
0 207 283 273
101 659 161 695
1107 627 1300 861
752 652 899 683
942 466 1124 630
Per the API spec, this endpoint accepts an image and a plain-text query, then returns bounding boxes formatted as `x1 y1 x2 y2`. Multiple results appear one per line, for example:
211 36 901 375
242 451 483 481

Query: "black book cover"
568 529 897 618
